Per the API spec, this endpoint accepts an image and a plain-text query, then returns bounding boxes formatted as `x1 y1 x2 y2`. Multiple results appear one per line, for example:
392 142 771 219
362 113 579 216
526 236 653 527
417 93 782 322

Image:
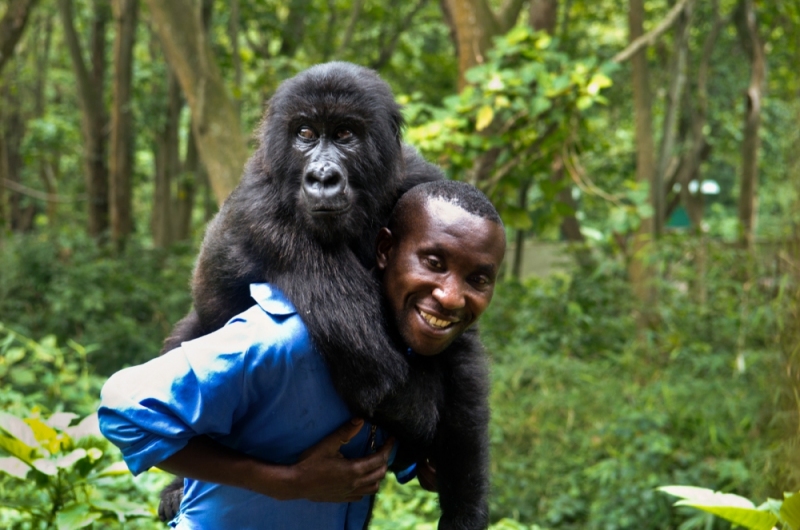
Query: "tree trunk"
442 0 525 90
530 0 558 35
34 12 57 225
58 0 110 237
1 79 34 232
530 0 584 243
654 1 692 237
152 71 182 249
172 123 199 242
109 0 137 249
628 0 657 320
145 0 248 205
0 0 39 76
511 182 530 280
736 0 765 250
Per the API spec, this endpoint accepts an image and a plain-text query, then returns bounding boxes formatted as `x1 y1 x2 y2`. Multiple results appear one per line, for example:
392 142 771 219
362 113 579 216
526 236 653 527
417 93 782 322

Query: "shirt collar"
250 284 297 316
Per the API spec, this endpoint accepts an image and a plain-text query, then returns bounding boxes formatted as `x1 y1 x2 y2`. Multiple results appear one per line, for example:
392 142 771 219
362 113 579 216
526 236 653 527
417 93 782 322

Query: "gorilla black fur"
161 62 490 530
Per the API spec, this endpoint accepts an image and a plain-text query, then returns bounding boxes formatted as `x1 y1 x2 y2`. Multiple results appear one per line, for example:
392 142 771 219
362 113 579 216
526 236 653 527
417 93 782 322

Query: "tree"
109 0 138 248
441 0 526 90
626 0 657 315
735 0 765 250
0 0 38 76
145 0 248 205
57 0 110 237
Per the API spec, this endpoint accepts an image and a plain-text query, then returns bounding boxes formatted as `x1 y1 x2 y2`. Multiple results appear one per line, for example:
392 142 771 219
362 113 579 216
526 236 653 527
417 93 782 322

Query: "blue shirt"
98 284 397 530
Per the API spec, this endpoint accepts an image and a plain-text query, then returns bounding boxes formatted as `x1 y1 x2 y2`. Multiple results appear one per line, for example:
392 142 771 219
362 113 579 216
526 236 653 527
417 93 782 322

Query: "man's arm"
158 419 393 503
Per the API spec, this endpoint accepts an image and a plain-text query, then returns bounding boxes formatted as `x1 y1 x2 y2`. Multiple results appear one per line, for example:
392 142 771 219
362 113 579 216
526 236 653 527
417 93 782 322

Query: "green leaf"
476 105 495 132
673 503 777 530
587 73 613 95
25 417 61 452
47 412 79 430
0 412 39 448
56 503 100 530
31 458 58 476
659 486 756 508
65 413 101 440
55 449 88 470
781 491 800 530
90 498 153 520
659 486 778 530
92 461 130 477
0 434 36 464
0 456 30 479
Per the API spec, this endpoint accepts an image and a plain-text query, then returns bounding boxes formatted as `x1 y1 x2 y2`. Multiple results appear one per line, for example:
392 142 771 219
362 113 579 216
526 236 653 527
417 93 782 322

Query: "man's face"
376 198 506 356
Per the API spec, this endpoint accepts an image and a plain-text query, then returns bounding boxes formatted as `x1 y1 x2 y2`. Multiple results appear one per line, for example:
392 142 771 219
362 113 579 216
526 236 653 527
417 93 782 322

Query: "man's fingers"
353 463 388 489
334 418 365 446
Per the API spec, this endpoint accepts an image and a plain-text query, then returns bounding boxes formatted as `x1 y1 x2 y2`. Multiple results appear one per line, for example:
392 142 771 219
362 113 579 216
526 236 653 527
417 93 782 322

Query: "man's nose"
432 278 466 310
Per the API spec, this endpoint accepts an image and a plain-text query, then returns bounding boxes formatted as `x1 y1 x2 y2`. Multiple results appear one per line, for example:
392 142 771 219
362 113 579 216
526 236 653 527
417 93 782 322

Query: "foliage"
0 329 168 529
0 232 194 375
479 243 786 529
406 26 614 232
0 411 154 529
660 486 800 530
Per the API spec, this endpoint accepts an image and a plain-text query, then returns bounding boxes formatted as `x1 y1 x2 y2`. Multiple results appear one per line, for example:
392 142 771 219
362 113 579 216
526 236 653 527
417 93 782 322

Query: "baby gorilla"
157 63 499 528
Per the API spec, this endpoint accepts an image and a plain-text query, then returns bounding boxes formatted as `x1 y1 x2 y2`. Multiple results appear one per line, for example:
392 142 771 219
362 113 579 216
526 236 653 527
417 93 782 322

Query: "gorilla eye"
297 126 317 140
336 129 353 141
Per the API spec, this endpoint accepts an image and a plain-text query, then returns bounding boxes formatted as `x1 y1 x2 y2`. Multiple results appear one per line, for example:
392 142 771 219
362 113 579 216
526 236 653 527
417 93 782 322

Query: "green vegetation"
1 0 799 528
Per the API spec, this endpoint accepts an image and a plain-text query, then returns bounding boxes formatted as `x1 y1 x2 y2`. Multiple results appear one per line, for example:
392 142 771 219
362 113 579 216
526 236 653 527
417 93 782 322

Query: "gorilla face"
259 62 404 245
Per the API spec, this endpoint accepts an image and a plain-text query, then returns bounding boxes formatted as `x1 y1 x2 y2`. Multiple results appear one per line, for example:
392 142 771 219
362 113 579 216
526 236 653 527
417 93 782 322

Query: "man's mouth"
418 309 460 330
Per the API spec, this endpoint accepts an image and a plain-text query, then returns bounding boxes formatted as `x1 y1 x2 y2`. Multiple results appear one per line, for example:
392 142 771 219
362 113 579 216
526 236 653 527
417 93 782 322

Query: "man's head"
376 180 506 356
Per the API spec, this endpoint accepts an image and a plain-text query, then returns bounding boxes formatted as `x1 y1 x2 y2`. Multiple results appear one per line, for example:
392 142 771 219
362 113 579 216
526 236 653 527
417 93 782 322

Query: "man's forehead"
413 197 505 256
421 197 471 221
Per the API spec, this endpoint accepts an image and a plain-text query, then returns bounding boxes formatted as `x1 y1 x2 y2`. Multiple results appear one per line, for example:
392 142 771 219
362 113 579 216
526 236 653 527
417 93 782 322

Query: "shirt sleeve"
97 315 269 475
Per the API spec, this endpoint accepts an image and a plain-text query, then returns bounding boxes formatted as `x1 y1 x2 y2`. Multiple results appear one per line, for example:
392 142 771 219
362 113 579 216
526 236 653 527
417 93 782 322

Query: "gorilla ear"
375 227 395 271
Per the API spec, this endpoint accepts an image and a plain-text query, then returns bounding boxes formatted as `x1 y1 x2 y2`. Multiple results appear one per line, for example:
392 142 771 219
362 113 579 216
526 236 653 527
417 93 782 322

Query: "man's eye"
470 275 491 287
426 257 443 270
297 126 317 140
336 129 353 141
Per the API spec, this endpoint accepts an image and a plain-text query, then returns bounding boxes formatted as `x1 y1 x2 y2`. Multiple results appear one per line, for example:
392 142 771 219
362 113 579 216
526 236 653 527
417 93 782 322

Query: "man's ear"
375 227 394 271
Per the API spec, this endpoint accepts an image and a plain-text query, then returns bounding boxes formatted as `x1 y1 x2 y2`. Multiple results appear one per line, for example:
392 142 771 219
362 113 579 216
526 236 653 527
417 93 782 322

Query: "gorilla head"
253 62 404 245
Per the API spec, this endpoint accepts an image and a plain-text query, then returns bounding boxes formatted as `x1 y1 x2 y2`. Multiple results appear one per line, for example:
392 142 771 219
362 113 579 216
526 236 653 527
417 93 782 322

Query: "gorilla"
160 62 490 530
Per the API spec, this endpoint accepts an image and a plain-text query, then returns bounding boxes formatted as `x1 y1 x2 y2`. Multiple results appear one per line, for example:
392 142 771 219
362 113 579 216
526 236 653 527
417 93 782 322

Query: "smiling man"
377 182 506 358
98 180 505 529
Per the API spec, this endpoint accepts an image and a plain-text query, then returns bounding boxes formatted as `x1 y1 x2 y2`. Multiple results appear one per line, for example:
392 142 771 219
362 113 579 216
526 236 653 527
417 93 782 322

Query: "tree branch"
2 178 86 202
613 0 692 63
336 0 365 56
497 0 526 32
370 0 429 70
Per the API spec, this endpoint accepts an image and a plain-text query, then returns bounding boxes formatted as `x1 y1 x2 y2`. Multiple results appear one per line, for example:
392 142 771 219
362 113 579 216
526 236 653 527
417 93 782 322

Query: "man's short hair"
388 180 504 239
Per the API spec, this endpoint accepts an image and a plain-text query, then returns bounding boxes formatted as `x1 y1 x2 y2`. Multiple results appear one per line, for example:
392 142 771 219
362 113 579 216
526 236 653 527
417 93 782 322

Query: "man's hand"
157 419 392 504
289 418 393 502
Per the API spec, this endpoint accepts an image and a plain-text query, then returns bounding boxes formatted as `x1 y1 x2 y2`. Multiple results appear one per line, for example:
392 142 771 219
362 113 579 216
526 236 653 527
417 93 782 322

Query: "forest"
0 0 799 528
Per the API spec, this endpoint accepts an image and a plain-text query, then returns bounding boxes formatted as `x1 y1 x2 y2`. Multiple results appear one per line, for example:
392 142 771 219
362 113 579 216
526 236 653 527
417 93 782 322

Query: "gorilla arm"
273 246 442 443
434 331 491 530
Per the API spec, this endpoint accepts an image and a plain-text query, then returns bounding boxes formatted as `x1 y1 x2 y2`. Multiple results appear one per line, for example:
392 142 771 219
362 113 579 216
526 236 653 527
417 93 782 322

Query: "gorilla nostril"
303 165 346 198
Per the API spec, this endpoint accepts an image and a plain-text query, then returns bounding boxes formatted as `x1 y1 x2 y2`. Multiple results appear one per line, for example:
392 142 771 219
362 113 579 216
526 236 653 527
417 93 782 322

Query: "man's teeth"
420 310 456 329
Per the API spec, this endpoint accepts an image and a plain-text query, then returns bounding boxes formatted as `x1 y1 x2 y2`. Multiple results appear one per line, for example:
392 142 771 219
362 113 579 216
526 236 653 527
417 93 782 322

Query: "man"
98 181 506 529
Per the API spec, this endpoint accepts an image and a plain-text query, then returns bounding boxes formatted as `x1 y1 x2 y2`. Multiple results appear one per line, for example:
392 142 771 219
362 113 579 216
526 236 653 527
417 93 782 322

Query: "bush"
481 244 786 528
0 233 194 374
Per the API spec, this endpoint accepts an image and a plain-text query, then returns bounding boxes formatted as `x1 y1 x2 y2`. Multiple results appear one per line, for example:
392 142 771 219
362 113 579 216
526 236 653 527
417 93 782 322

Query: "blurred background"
0 0 798 528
